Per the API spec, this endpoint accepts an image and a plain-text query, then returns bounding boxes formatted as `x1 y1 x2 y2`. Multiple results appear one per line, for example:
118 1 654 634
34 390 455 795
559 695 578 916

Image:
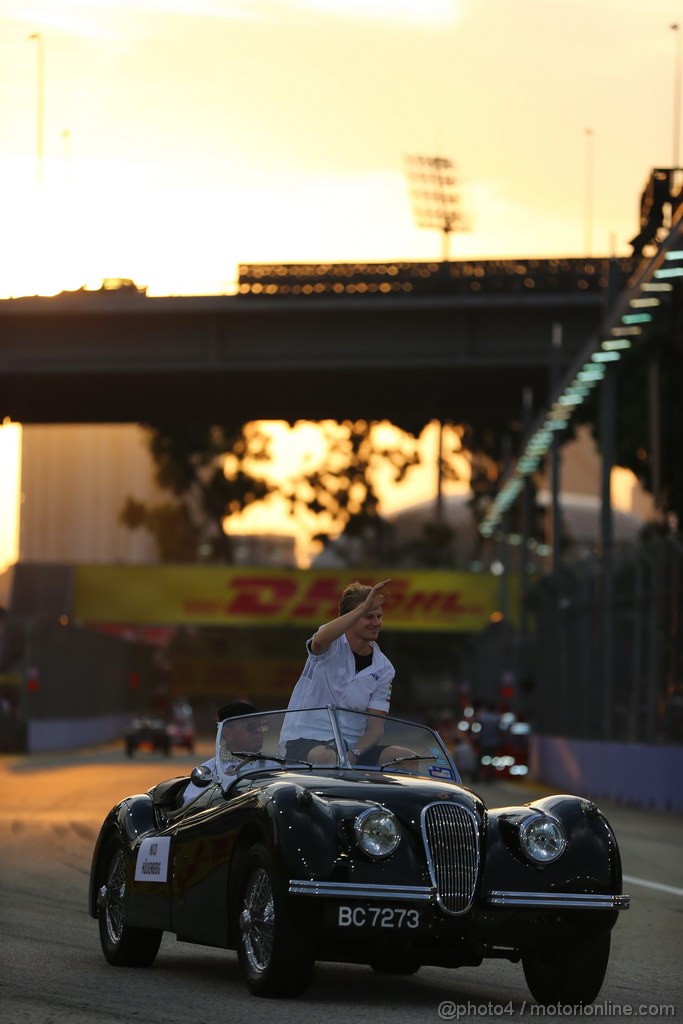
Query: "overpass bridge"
0 256 638 432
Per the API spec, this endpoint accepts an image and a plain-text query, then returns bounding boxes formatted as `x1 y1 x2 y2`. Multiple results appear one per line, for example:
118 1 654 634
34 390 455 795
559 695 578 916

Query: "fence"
528 536 683 744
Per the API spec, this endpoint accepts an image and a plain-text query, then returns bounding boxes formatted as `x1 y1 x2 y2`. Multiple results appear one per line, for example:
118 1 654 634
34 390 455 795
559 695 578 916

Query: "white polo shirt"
279 633 394 747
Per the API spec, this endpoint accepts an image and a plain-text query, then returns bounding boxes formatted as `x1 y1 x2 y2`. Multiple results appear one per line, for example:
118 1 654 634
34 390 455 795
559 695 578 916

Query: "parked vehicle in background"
123 717 172 757
123 714 195 757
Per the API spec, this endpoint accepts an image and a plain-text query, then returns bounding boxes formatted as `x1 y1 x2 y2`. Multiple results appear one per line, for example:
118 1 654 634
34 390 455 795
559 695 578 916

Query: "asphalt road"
1 743 682 1024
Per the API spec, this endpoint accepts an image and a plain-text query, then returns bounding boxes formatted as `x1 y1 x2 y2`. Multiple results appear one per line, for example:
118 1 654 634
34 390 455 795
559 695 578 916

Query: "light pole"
28 32 45 186
584 128 594 255
672 24 681 169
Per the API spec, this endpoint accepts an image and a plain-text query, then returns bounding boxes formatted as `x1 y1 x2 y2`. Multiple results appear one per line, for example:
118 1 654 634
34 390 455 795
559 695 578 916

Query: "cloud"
0 0 258 40
291 0 458 25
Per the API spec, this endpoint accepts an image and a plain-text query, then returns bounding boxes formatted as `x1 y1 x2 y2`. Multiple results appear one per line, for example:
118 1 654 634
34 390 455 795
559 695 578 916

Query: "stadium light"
404 154 467 262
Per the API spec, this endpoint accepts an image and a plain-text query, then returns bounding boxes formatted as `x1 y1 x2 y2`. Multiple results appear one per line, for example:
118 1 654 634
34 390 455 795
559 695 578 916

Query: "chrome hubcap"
241 867 274 974
102 849 126 944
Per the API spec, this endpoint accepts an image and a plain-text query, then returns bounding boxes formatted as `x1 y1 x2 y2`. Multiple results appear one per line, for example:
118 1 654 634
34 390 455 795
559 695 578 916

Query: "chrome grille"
421 802 479 915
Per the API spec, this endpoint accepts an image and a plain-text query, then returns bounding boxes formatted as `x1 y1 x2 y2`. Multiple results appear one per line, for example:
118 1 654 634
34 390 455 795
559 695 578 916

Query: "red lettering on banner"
178 575 489 625
383 579 410 610
226 576 298 615
292 578 341 620
387 590 489 620
442 594 485 614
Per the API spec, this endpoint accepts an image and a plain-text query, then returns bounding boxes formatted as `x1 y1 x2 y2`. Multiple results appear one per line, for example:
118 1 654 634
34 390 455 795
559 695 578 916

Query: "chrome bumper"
486 890 630 910
289 880 435 901
289 880 630 910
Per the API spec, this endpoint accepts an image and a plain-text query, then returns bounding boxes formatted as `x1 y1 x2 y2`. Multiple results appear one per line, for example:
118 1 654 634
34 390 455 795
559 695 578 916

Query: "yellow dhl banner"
74 566 516 632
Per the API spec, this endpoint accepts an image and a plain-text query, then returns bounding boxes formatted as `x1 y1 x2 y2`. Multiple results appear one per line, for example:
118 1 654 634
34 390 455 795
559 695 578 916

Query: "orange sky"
0 0 677 571
0 0 681 298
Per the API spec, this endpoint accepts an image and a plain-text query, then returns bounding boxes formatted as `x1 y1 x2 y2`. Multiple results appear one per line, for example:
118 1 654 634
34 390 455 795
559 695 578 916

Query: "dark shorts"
285 738 386 765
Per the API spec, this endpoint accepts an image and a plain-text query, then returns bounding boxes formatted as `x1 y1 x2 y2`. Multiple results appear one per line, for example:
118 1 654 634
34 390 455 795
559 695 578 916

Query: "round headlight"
519 814 567 864
354 807 401 859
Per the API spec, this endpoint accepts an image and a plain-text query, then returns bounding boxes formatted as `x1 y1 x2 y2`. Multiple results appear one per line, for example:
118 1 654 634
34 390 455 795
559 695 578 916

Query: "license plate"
330 904 421 929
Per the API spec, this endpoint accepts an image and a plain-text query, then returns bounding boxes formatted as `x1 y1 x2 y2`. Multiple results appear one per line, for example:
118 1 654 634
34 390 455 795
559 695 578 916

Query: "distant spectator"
473 701 501 781
434 709 477 783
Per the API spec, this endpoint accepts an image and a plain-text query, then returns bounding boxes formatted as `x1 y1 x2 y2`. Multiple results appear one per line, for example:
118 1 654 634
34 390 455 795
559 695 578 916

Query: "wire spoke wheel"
240 867 275 974
102 847 127 945
97 836 162 968
236 844 314 997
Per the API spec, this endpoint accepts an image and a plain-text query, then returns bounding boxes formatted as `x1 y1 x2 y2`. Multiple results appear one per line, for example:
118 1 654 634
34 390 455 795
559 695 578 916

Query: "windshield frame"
214 705 461 789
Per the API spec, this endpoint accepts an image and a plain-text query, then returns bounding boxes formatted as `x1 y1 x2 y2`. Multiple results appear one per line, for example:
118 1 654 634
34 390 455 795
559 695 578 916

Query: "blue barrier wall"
531 736 683 813
27 714 130 753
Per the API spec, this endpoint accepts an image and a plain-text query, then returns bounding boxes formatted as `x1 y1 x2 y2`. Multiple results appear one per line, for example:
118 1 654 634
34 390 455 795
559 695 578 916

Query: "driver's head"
219 701 263 752
217 700 256 721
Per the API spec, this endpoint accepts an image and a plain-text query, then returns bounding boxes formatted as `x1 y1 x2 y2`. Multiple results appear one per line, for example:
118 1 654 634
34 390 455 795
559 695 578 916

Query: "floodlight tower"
405 154 464 262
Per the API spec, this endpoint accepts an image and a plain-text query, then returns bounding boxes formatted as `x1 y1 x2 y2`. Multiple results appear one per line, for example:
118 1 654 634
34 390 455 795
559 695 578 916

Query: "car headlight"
519 814 567 864
354 807 401 859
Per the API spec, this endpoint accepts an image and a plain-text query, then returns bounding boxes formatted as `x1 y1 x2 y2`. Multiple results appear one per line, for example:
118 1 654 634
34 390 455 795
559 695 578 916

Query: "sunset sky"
0 0 679 571
1 0 680 298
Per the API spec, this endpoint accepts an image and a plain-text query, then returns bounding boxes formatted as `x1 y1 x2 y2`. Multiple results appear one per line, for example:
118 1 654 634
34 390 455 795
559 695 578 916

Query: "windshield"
214 706 460 790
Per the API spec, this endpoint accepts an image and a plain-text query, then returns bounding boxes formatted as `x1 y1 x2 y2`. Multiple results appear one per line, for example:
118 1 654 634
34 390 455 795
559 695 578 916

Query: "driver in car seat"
181 701 265 805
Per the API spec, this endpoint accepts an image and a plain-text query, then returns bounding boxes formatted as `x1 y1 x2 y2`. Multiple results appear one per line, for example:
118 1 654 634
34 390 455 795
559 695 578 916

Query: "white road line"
623 874 683 897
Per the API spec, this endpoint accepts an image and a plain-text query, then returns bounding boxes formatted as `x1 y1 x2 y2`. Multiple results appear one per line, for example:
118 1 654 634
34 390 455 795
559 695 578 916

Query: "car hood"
242 767 485 817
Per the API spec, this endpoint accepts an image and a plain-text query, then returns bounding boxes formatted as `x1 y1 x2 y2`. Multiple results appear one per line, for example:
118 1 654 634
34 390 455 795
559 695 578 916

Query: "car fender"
232 782 346 881
481 795 624 898
88 795 158 918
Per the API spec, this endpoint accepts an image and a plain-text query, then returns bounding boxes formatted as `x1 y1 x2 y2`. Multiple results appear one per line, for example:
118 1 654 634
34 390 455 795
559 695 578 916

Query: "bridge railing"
237 256 639 298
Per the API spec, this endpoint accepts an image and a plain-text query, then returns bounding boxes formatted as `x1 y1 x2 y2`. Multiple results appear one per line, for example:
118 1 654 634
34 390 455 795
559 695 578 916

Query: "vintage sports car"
123 716 195 758
90 706 629 1002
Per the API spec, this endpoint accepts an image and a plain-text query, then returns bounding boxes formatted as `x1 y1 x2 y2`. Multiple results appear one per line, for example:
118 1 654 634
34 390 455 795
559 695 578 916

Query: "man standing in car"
280 579 397 765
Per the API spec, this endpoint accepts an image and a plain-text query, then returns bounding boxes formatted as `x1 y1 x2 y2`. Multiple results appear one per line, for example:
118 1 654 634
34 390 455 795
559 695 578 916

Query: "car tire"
236 843 314 998
97 836 162 968
370 955 420 975
522 932 610 1005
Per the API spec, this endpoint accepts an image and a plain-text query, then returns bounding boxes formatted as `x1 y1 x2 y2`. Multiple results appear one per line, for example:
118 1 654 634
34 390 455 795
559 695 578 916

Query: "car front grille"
421 801 480 915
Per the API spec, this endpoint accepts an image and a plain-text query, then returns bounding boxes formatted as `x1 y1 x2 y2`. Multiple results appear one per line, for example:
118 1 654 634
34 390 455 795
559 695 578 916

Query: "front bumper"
289 880 435 901
289 879 630 911
487 890 630 910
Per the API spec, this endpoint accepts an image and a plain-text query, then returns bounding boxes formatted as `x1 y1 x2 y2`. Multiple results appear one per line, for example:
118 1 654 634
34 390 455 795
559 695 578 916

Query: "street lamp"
584 128 594 255
671 24 681 169
28 32 45 186
404 154 465 262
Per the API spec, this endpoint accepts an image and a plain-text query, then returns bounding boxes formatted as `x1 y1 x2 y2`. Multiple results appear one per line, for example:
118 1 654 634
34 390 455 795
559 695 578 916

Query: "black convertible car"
89 706 629 1002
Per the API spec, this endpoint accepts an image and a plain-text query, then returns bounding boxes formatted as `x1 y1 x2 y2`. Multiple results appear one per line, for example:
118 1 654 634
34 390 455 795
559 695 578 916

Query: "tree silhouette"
119 422 272 562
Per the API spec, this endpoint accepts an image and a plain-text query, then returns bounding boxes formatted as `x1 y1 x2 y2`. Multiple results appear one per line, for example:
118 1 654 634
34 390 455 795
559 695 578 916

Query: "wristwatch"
351 748 362 757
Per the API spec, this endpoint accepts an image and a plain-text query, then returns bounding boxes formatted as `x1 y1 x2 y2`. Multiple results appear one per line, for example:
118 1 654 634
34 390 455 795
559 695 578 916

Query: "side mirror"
190 764 213 788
